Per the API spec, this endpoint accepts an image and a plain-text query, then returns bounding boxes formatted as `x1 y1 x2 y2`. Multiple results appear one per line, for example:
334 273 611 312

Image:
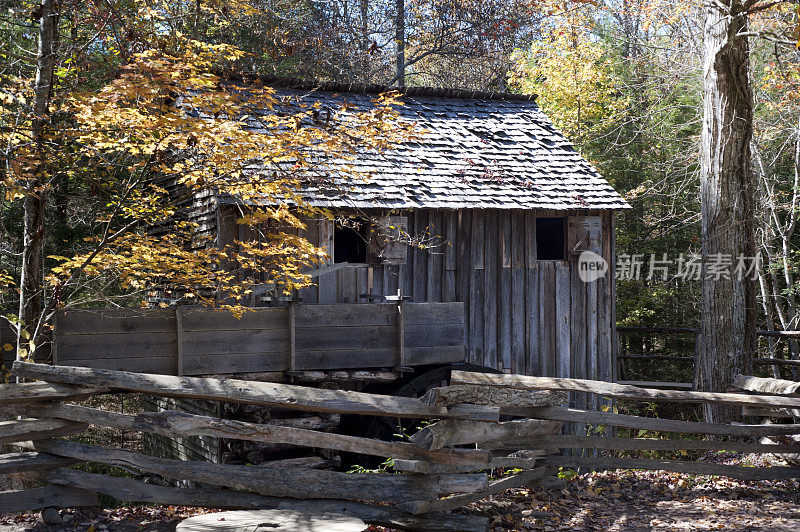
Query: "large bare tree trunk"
18 0 59 354
698 0 757 423
395 0 405 87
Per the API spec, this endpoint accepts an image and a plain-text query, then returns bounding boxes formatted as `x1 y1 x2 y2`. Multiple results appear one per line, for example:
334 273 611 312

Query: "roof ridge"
216 71 537 102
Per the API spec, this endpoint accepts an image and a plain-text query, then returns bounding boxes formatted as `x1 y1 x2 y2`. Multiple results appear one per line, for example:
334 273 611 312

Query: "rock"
39 507 63 525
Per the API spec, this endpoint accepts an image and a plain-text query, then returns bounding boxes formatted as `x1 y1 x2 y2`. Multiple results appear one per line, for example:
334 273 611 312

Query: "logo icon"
578 250 608 283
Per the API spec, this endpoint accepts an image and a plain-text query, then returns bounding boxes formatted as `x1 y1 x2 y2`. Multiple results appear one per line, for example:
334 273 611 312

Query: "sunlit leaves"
39 35 412 312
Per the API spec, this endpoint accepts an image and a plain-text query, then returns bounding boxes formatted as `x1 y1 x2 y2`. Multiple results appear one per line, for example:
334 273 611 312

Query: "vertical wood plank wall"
224 207 615 382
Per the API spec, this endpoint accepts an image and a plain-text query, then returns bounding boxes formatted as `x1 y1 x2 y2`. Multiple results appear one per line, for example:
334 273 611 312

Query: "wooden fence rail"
4 363 800 530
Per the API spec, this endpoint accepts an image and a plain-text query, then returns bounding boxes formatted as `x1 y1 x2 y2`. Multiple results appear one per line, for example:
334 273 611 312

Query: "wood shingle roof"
220 76 630 211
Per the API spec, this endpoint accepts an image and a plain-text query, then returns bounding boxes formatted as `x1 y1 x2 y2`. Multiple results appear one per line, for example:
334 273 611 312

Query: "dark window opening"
334 220 369 263
536 217 566 260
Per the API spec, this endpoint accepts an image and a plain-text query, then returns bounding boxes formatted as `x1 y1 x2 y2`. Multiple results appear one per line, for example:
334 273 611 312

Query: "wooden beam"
393 452 549 474
409 419 562 451
399 467 548 515
13 362 499 421
616 381 694 390
289 301 296 373
31 439 488 504
43 468 488 532
0 484 97 513
513 406 800 437
733 375 800 395
420 385 567 409
29 403 491 466
504 434 800 454
0 381 106 405
0 451 75 474
0 417 86 444
545 455 800 480
451 371 800 409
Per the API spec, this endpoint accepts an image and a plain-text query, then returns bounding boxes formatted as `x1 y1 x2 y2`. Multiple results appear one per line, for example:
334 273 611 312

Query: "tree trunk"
18 0 59 353
698 0 757 423
395 0 405 87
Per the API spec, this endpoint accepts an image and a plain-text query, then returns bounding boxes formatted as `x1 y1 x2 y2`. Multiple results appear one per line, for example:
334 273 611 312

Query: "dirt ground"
4 454 800 532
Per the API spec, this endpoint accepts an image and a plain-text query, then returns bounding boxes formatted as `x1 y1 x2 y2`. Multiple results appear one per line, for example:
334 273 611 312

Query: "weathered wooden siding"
53 303 465 375
268 208 615 382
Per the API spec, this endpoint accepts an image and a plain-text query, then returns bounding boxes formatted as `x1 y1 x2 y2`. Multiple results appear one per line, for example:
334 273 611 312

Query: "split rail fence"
4 363 800 531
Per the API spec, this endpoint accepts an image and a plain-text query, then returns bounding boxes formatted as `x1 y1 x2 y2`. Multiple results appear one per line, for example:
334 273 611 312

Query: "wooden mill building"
187 78 630 383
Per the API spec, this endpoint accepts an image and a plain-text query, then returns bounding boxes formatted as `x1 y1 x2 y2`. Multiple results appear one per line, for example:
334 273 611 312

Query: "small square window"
334 220 369 263
536 217 566 260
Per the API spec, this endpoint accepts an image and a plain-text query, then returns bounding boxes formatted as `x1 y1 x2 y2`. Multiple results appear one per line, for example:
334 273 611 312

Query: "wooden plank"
0 418 86 444
409 419 562 450
405 323 465 347
451 371 800 409
517 434 800 454
524 210 538 377
318 218 336 304
483 210 498 370
511 210 526 375
32 439 488 504
44 468 489 532
182 352 290 375
178 308 289 331
181 329 289 356
338 264 359 303
398 301 406 367
54 308 175 335
511 405 800 437
56 332 176 359
470 210 485 366
618 381 694 389
295 303 396 328
569 249 586 421
545 455 800 480
427 210 443 302
31 403 492 466
421 386 567 408
14 362 499 421
538 263 555 376
404 302 465 325
295 325 398 351
413 209 428 302
296 348 396 370
289 302 296 372
0 381 107 405
457 210 472 348
734 375 800 395
400 468 547 515
0 452 75 474
176 307 185 376
555 262 571 381
52 355 177 375
0 485 97 513
499 211 513 371
443 210 458 302
607 212 618 384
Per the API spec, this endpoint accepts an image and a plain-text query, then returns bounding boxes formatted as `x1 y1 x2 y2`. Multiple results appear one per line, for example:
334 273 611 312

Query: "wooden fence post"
176 307 184 376
397 289 406 368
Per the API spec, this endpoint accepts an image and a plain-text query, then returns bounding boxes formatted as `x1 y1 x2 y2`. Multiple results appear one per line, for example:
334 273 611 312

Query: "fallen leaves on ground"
461 452 800 531
3 452 800 531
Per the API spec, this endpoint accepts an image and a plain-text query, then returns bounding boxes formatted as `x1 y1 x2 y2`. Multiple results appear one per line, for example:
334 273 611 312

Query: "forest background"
1 0 799 373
